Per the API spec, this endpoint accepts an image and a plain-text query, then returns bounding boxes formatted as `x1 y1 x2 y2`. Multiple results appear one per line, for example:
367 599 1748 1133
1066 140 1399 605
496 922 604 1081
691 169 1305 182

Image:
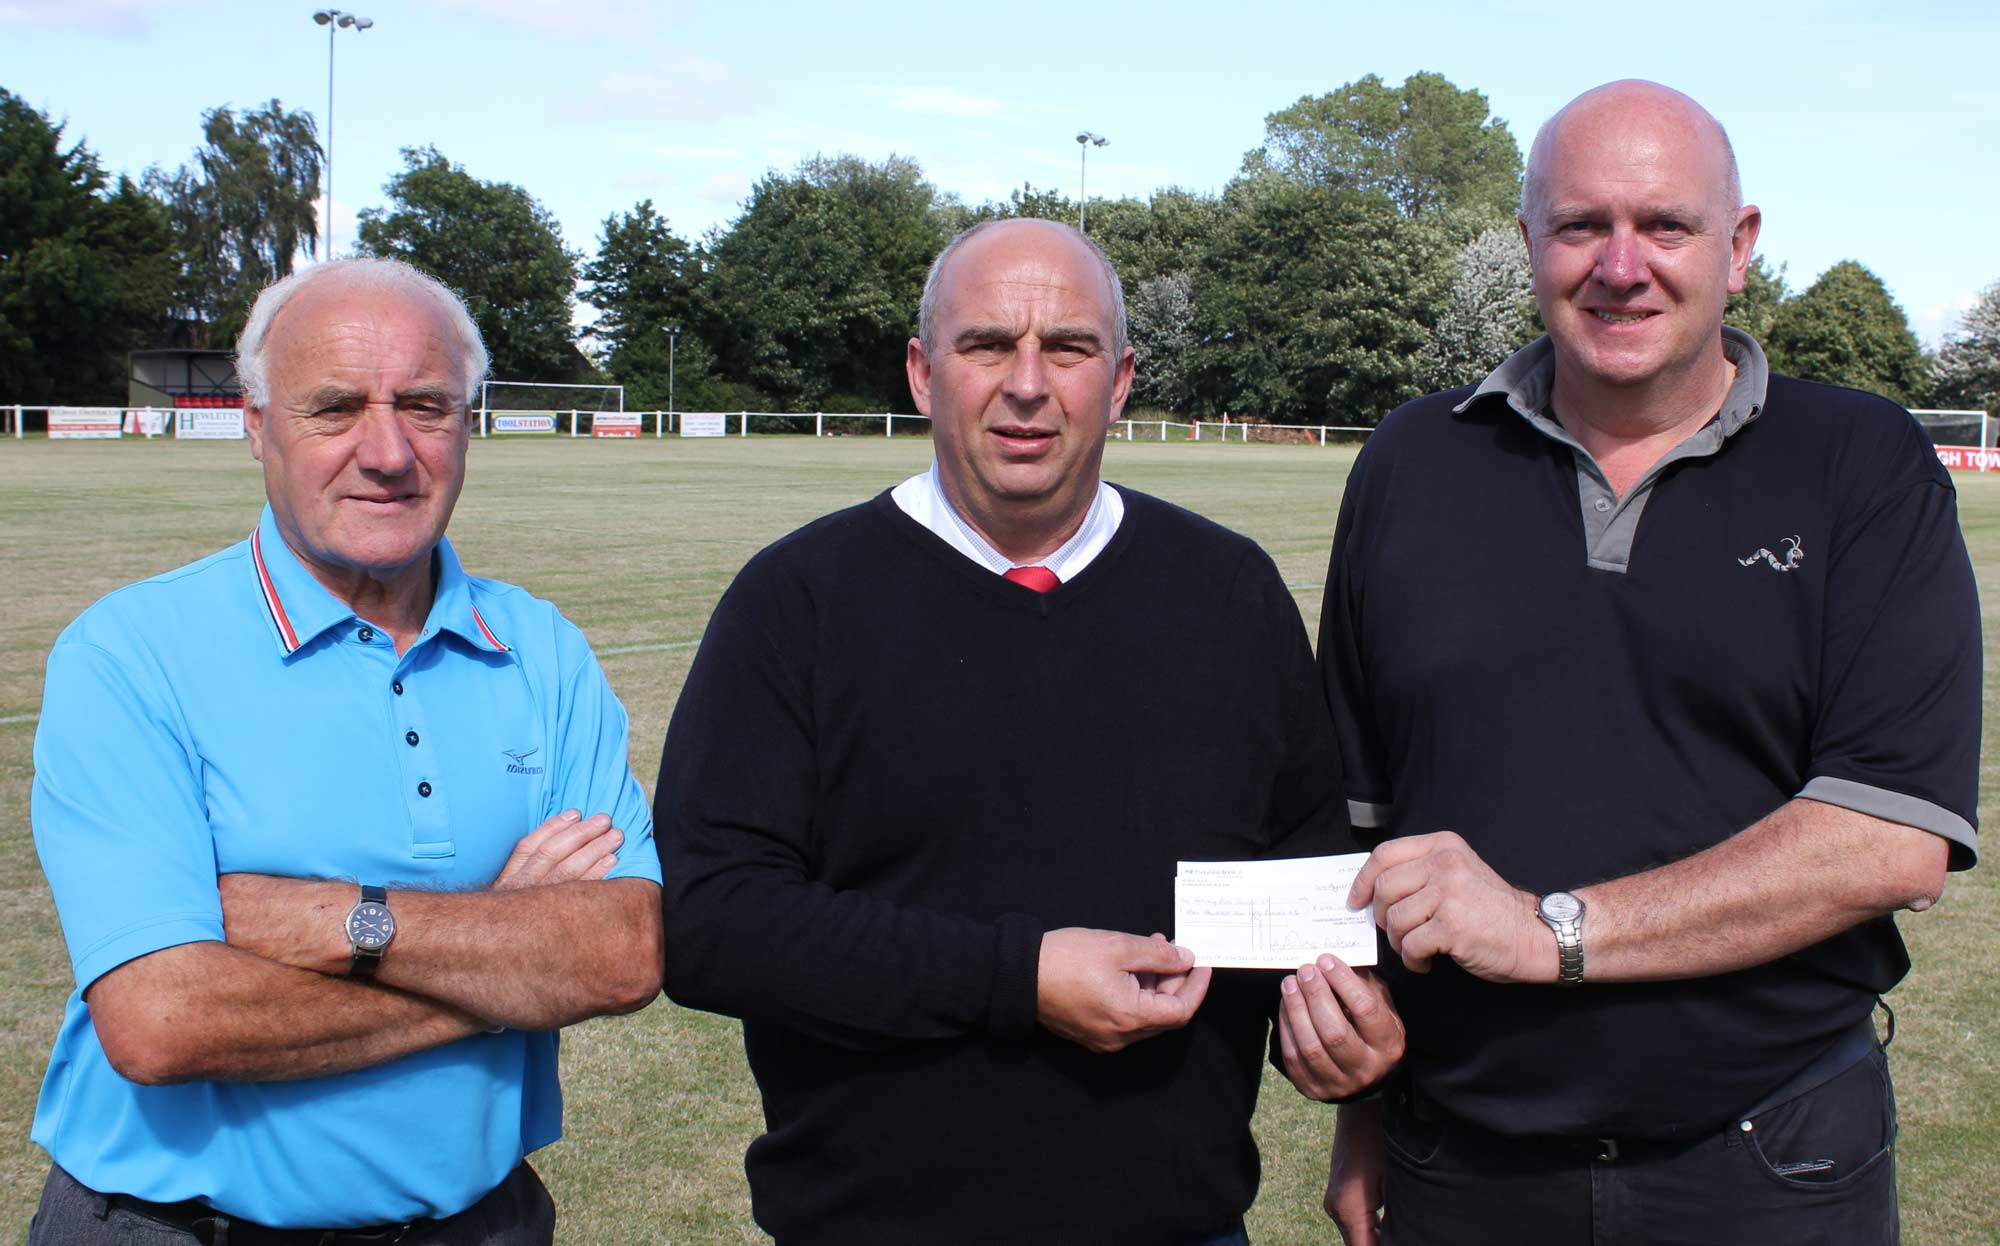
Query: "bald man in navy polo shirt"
1318 81 1979 1246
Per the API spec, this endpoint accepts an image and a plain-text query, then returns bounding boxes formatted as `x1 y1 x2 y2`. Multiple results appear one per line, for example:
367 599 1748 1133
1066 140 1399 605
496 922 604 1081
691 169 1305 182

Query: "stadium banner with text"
49 407 124 439
492 412 558 435
680 413 729 438
1936 447 2000 472
592 412 643 438
175 408 246 439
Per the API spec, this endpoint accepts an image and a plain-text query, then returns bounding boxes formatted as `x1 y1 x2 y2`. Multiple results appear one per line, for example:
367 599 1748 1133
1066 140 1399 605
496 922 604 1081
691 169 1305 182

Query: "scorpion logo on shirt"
1738 536 1804 572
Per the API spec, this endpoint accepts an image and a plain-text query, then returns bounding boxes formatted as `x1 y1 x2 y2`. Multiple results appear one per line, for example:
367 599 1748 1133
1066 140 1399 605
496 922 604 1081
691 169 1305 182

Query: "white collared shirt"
890 462 1124 583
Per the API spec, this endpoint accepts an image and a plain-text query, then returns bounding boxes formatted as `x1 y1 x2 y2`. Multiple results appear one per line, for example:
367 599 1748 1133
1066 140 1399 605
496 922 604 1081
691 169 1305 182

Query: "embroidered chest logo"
502 747 545 776
1738 535 1804 573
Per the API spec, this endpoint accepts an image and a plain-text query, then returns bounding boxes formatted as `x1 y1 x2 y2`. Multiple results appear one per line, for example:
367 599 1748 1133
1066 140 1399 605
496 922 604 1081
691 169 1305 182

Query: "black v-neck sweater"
656 487 1349 1245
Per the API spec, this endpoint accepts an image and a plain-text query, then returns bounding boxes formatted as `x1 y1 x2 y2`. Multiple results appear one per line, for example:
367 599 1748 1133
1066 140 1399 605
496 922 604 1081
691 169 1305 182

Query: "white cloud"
700 171 753 208
853 84 1060 123
562 59 744 124
1915 291 1981 349
0 0 153 33
426 0 664 37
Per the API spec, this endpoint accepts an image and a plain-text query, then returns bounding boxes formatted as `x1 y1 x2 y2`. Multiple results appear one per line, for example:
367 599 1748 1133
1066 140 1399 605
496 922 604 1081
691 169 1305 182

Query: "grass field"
1 436 1994 1244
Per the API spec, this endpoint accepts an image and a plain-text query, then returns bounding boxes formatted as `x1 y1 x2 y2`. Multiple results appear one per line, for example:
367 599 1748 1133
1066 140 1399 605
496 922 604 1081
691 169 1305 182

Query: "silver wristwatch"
1536 891 1586 986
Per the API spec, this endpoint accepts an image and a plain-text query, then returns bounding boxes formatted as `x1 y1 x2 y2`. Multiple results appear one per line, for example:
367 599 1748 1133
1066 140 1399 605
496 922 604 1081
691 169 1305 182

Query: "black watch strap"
348 884 391 980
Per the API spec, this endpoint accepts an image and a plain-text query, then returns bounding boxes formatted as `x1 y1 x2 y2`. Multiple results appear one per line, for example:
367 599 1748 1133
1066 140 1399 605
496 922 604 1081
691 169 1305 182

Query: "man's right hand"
494 809 624 890
1325 1098 1386 1246
1036 929 1211 1053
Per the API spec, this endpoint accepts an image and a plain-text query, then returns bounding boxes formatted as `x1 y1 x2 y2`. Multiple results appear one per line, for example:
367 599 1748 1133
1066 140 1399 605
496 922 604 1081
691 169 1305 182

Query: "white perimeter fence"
8 406 1995 468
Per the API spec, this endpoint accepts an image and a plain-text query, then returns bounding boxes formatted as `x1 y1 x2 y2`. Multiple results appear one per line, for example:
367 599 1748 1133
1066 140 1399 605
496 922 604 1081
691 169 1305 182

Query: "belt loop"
1595 1138 1620 1162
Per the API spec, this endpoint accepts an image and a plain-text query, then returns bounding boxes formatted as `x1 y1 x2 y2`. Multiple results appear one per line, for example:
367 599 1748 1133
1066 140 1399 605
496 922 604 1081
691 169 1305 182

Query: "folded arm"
85 941 488 1084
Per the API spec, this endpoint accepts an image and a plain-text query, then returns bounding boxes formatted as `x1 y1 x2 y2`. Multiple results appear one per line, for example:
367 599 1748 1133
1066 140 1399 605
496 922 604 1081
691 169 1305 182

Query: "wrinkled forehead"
266 286 466 384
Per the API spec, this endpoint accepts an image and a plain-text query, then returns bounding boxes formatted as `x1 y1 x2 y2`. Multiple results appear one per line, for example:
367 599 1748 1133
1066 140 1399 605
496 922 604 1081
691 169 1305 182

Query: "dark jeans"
28 1161 555 1246
1380 1047 1899 1246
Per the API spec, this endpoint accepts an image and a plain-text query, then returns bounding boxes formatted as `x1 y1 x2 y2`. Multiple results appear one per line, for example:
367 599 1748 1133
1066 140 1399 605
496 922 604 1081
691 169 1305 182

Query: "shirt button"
405 730 420 747
1593 498 1613 513
392 680 404 695
418 781 432 798
358 626 375 642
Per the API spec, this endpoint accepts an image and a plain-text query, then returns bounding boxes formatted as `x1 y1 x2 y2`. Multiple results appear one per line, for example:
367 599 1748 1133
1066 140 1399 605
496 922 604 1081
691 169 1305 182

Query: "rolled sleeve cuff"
988 911 1046 1042
1798 776 1978 871
73 913 223 993
1347 799 1391 830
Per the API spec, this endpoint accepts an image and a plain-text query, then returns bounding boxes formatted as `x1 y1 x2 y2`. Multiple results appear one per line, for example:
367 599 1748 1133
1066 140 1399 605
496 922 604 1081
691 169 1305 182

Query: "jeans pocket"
1743 1049 1897 1191
1383 1091 1449 1168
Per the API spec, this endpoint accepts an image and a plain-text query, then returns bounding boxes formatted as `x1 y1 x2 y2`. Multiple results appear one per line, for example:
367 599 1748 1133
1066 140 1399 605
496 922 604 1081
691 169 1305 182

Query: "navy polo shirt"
30 505 659 1226
1320 330 1981 1139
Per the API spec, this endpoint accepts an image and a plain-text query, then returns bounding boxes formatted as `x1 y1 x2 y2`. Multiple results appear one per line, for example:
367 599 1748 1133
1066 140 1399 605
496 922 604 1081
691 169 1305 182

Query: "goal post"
1911 408 1995 472
477 381 625 438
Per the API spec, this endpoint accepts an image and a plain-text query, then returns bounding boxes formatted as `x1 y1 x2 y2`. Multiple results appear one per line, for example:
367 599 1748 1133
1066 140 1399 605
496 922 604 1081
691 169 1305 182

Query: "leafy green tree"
1 88 177 402
148 100 321 346
580 199 717 406
1243 72 1522 222
1415 225 1532 392
1191 179 1454 423
1932 280 2000 418
357 146 581 380
1765 260 1926 404
1725 255 1788 343
1081 188 1225 286
698 154 949 408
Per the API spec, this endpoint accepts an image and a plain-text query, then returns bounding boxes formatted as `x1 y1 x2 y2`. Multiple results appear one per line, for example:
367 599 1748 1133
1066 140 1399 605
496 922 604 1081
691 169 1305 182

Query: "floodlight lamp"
1076 132 1090 145
352 15 373 28
338 14 355 25
313 9 335 23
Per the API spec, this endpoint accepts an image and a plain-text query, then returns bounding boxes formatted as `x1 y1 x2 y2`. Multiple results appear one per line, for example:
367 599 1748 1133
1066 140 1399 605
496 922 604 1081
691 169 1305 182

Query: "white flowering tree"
1415 226 1532 393
1128 270 1197 412
1932 280 2000 417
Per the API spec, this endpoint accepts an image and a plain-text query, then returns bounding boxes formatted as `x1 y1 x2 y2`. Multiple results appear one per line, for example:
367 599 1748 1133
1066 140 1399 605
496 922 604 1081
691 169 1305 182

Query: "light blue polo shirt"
30 505 659 1228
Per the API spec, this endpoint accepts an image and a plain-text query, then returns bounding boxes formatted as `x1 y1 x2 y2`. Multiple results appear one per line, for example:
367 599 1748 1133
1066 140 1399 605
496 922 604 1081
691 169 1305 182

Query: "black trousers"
1381 1046 1899 1246
28 1161 556 1246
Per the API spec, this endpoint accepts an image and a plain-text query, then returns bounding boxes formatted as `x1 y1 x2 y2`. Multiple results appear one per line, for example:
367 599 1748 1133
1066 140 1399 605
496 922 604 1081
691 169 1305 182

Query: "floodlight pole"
665 325 681 432
1075 132 1107 233
311 9 373 260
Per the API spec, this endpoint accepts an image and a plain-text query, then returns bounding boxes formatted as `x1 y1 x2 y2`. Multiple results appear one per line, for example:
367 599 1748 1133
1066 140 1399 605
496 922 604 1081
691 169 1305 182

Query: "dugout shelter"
128 350 243 410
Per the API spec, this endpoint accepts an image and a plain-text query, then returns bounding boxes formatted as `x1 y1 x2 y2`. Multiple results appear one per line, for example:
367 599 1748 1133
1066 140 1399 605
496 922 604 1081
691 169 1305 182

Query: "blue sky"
5 0 1996 347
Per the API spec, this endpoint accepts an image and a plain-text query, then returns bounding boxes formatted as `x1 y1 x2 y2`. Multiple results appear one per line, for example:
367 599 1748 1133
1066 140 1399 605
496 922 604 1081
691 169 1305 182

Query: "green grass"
0 436 1994 1243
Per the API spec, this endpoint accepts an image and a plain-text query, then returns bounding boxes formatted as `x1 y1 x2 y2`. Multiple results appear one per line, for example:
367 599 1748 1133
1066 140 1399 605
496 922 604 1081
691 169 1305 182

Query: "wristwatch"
1536 891 1586 986
345 884 396 979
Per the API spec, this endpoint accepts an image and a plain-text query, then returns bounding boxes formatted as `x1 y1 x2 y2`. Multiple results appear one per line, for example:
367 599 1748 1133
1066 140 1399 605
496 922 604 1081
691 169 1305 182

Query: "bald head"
1522 80 1741 226
918 218 1128 356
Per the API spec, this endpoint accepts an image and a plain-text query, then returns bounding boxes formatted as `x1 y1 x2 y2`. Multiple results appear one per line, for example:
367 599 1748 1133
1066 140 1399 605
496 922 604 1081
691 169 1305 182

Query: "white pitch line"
595 640 702 656
0 712 39 726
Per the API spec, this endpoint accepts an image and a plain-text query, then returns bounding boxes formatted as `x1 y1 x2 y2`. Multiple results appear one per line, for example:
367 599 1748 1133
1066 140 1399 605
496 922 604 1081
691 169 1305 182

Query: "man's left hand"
1347 832 1554 983
1277 955 1403 1100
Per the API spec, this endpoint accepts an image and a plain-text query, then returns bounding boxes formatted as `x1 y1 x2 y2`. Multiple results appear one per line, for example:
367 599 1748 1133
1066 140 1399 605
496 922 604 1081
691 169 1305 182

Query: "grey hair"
1520 81 1742 224
236 257 490 407
917 219 1130 355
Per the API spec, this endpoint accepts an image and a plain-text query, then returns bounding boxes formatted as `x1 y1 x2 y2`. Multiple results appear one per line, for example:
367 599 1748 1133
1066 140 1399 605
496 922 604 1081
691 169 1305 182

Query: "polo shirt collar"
248 506 508 656
1454 325 1770 437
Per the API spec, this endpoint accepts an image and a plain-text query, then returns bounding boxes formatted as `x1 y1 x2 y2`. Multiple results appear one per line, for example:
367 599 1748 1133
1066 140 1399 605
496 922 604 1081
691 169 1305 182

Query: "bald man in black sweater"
656 219 1402 1246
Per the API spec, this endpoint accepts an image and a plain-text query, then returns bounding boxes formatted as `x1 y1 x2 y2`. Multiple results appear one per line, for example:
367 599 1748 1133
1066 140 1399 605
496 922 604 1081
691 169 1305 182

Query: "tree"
580 199 711 406
357 146 581 380
1414 226 1532 392
1243 72 1522 222
1932 280 2000 418
1724 255 1788 343
698 154 949 409
1765 261 1927 405
148 100 321 346
1128 271 1196 411
1 89 177 403
1191 179 1454 424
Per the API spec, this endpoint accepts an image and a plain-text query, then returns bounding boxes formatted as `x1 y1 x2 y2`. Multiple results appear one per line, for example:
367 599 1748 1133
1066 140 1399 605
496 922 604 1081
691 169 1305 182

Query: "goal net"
477 381 624 436
1911 409 1992 448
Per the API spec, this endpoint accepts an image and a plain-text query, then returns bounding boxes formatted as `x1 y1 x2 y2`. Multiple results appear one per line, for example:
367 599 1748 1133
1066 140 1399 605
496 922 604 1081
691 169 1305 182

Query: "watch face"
1541 892 1582 923
348 901 395 951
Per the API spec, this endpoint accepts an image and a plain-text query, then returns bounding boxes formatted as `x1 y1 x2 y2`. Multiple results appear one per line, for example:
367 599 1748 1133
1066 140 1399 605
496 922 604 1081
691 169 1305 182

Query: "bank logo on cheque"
502 748 545 775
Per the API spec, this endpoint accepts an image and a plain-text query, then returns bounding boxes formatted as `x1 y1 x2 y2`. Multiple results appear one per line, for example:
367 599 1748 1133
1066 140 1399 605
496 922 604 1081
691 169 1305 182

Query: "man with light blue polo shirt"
28 257 661 1245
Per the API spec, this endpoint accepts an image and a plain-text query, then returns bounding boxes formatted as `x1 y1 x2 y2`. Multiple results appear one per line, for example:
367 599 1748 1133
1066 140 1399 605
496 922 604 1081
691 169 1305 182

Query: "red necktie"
1003 565 1060 593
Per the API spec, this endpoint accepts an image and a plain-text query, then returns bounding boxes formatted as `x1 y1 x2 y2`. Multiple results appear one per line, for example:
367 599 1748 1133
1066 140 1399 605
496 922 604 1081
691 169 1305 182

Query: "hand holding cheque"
1174 855 1403 1101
